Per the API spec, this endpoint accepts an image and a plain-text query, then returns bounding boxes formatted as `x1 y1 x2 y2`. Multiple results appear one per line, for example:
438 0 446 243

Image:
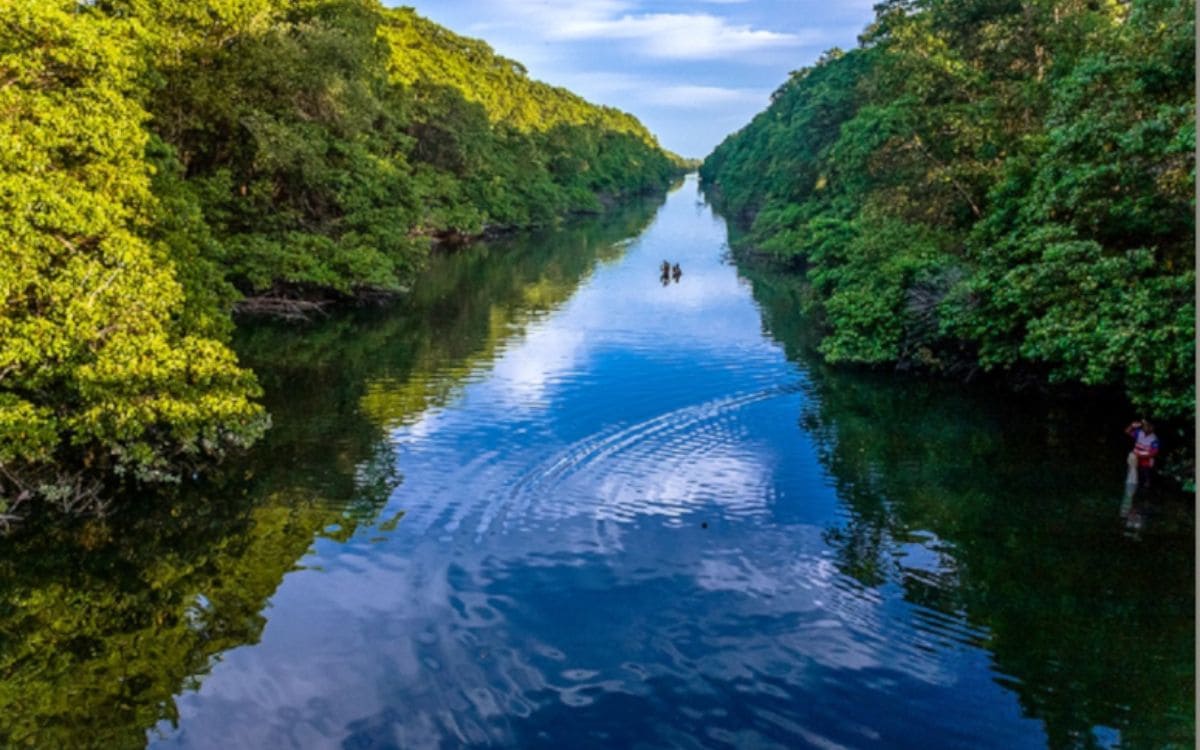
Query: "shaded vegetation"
743 260 1194 750
0 0 682 518
701 0 1194 420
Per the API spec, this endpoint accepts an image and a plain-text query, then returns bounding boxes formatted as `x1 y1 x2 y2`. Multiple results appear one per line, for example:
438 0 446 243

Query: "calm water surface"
1 177 1192 749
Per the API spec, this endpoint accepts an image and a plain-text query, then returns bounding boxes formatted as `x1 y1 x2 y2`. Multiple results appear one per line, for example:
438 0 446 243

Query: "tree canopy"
0 0 684 520
701 0 1194 419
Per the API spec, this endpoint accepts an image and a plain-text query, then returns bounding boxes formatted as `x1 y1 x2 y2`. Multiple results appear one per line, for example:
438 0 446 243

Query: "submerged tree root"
234 296 332 321
0 462 111 532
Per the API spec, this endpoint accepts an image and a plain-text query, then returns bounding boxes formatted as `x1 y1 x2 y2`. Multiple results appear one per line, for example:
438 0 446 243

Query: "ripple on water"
384 382 807 544
354 371 1015 747
491 385 805 532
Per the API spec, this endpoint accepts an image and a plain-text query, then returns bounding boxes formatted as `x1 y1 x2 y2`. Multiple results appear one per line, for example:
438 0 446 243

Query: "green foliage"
381 8 682 229
126 0 429 298
0 0 679 518
0 0 266 517
702 0 1195 418
115 0 681 299
813 216 957 365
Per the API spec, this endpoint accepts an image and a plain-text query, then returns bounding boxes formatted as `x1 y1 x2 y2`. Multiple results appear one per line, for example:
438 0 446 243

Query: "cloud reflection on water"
154 177 1046 750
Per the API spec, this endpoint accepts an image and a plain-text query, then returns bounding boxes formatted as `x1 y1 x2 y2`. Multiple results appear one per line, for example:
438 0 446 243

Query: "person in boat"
671 263 681 282
660 260 671 285
1124 419 1160 488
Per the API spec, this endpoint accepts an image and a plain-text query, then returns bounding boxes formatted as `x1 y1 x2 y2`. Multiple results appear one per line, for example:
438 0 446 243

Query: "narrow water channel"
1 177 1192 749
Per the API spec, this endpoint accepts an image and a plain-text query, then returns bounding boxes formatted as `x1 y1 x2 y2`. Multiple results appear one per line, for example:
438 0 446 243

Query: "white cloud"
555 13 806 59
402 0 878 154
552 71 766 110
653 84 766 108
485 0 809 60
490 321 589 407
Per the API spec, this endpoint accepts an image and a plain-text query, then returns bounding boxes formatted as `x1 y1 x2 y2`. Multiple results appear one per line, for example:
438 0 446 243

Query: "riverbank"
2 176 1190 749
231 179 690 322
720 239 1196 493
699 0 1194 426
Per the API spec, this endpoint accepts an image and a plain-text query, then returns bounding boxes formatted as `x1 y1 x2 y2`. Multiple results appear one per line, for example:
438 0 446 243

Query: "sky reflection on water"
148 177 1192 749
0 178 1188 750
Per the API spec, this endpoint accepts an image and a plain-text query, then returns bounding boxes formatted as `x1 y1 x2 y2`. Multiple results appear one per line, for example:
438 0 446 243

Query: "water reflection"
0 480 371 749
740 260 1195 749
161 178 1190 749
0 195 667 749
0 179 1191 750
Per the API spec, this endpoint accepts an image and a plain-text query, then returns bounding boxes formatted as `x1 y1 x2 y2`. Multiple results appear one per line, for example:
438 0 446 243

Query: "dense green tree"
702 0 1194 418
112 0 682 300
381 7 681 229
945 0 1195 416
0 0 681 519
0 0 266 520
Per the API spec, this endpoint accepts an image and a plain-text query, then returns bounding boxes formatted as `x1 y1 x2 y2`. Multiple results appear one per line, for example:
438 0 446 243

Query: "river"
0 176 1192 749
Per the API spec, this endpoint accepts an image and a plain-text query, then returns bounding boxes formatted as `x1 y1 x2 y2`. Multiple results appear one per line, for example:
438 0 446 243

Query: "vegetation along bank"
0 0 688 521
701 0 1194 426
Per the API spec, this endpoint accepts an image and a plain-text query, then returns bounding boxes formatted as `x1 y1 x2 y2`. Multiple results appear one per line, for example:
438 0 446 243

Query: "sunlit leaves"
0 0 265 513
0 0 679 517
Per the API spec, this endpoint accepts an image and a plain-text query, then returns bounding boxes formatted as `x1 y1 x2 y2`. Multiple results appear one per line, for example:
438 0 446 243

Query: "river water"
0 177 1192 749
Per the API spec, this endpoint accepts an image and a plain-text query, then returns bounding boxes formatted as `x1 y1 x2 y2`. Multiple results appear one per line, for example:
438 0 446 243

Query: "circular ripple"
474 384 805 534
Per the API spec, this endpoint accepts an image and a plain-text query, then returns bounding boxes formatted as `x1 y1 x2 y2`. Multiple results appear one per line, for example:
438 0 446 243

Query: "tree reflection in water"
0 194 667 749
741 261 1194 750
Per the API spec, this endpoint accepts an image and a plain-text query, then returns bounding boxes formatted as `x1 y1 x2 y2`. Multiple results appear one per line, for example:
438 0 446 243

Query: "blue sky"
393 1 879 158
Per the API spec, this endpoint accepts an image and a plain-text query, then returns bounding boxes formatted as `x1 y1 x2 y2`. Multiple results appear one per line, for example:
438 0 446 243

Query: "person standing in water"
1124 419 1160 488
